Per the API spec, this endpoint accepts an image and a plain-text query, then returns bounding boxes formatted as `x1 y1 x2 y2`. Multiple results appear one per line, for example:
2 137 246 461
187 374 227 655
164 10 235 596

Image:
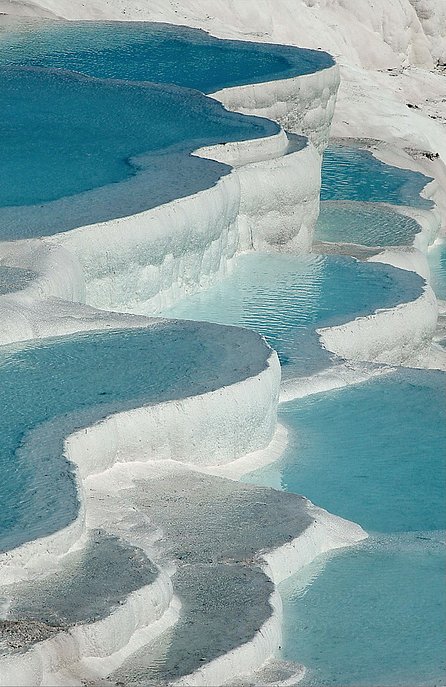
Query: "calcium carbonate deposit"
0 3 444 686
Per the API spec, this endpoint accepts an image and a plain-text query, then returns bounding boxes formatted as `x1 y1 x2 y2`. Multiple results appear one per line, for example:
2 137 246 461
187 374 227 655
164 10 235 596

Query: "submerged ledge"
0 443 366 686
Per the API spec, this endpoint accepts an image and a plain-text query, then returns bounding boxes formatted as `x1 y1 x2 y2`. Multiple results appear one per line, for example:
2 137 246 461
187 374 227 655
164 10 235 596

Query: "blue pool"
315 200 421 247
0 65 276 216
1 18 443 686
246 369 446 533
0 321 267 553
245 369 446 686
321 145 434 209
163 253 425 377
0 20 334 93
279 534 446 687
0 20 335 238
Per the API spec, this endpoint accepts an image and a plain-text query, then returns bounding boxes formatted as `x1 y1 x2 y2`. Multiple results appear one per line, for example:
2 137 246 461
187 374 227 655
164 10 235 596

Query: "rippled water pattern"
263 142 446 687
1 19 442 686
163 253 424 377
0 20 334 92
315 200 421 247
0 323 264 552
321 145 433 209
428 240 446 299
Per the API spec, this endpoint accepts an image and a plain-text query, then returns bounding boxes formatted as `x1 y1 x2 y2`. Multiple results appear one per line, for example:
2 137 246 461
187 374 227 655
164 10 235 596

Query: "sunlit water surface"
279 534 446 687
0 23 443 686
246 370 446 533
0 66 275 213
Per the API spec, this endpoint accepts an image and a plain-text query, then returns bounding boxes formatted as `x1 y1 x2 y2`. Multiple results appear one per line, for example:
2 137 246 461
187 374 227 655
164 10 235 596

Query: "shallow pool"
279 534 446 687
246 369 446 533
163 253 425 378
246 368 446 686
4 532 157 627
315 200 421 247
321 145 433 209
0 65 276 215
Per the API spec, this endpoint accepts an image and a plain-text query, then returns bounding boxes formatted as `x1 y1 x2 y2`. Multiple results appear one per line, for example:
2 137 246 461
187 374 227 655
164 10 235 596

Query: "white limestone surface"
391 204 441 254
0 396 368 687
212 65 340 152
368 246 431 282
331 66 446 213
369 144 446 236
3 0 441 69
236 137 321 253
3 0 443 204
0 129 322 343
279 362 392 404
0 5 443 684
0 239 160 346
80 450 367 687
0 133 320 324
0 329 280 683
53 163 243 316
407 0 446 65
0 38 335 687
53 133 321 316
0 575 178 687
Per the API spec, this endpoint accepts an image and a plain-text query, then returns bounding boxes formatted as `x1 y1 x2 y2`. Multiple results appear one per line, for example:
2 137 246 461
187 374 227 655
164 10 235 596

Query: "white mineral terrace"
0 2 445 686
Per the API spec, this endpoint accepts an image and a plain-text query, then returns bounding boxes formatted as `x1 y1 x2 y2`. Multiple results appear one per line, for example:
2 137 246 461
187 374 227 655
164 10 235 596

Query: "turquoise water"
428 240 446 300
0 65 275 214
266 141 445 686
280 534 446 687
246 370 446 533
1 19 442 685
163 253 425 377
321 145 433 209
0 20 334 93
315 201 421 247
245 369 446 686
0 322 267 553
0 20 331 220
